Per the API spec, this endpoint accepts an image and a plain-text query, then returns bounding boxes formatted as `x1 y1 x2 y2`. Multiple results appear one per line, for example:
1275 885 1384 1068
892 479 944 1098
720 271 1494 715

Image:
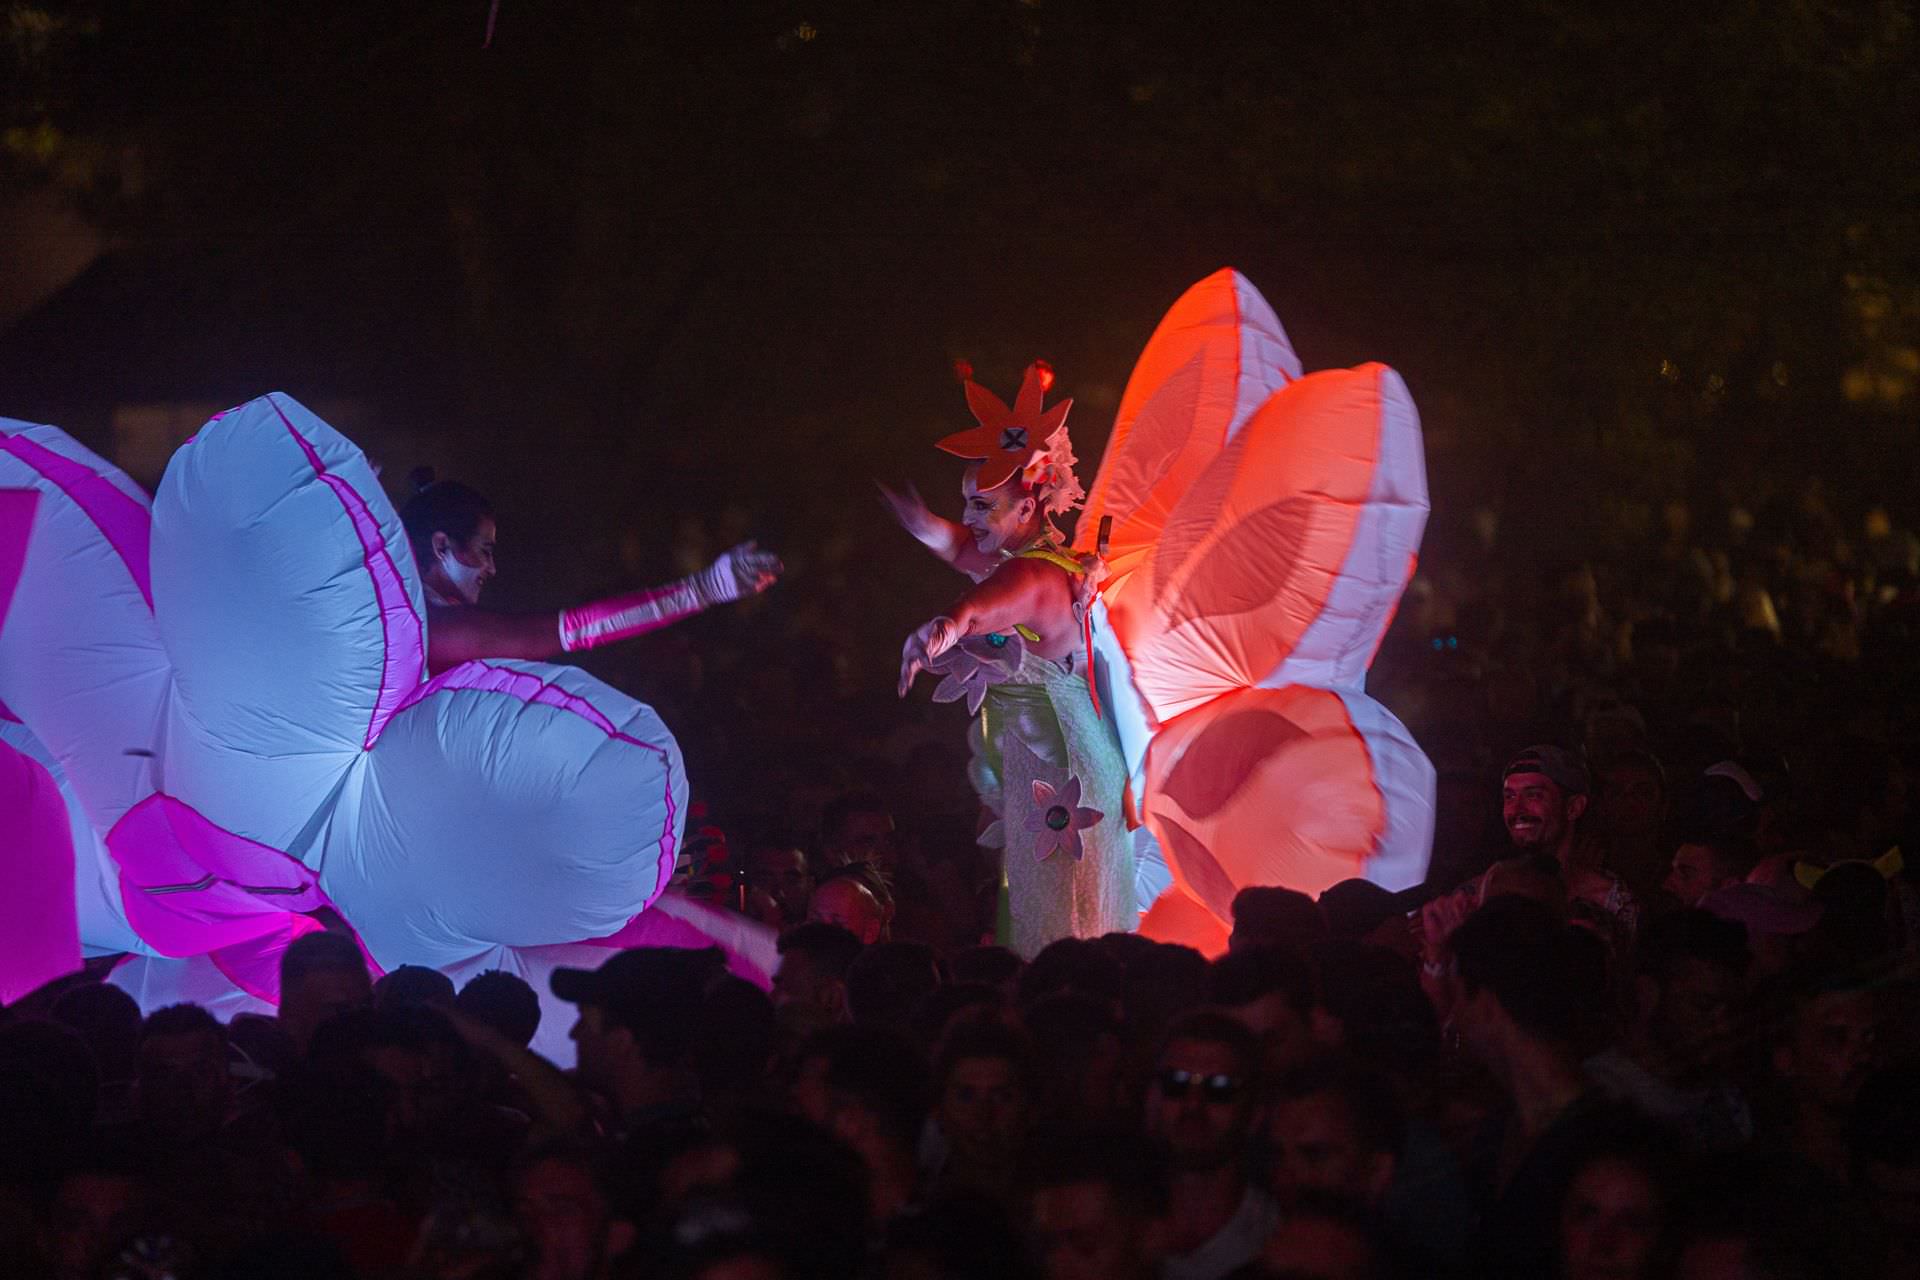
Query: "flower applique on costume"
928 630 1028 716
1028 774 1103 863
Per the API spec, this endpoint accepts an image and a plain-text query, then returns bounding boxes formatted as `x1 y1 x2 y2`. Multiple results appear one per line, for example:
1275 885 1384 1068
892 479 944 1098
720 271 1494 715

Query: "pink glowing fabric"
0 738 80 1004
1072 272 1434 952
2 396 760 1057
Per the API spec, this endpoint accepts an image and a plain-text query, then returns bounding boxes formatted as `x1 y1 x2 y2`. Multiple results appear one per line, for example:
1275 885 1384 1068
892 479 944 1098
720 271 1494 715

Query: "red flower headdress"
937 361 1082 515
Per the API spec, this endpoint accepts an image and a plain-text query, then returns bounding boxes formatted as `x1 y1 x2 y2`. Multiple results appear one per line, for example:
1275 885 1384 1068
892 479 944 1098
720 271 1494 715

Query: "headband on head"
936 361 1083 516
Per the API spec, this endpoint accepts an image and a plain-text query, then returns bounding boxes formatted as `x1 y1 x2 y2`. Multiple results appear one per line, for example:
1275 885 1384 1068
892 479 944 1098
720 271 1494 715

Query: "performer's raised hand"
898 615 961 697
877 480 944 545
697 541 783 605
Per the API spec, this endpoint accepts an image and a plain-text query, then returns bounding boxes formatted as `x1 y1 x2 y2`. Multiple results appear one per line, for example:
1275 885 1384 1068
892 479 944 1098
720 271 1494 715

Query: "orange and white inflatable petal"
1118 363 1427 723
1074 268 1299 596
1136 685 1432 953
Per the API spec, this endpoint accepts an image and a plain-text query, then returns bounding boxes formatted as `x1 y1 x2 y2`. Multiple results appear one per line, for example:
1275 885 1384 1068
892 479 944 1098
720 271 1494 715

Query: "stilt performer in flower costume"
895 270 1438 958
888 361 1136 954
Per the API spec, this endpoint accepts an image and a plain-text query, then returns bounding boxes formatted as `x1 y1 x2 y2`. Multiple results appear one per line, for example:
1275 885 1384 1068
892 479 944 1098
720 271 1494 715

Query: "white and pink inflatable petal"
327 659 686 969
0 423 170 834
152 393 424 851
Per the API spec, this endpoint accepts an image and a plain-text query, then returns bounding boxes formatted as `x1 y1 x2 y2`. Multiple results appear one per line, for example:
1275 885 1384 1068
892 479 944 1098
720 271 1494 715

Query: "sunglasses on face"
1155 1068 1245 1104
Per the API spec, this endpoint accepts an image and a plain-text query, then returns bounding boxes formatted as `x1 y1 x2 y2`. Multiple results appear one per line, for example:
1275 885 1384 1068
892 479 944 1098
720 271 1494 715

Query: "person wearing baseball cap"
1501 746 1591 867
550 946 726 1131
1501 745 1642 940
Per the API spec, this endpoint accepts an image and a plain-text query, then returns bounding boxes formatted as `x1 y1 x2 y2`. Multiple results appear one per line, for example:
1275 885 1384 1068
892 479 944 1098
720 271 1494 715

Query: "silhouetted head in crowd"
1264 1054 1404 1210
1597 749 1666 842
1307 940 1441 1082
696 976 777 1108
510 1140 639 1280
1145 1011 1263 1174
1554 1129 1679 1280
914 982 1003 1050
1257 1191 1401 1280
790 1023 928 1219
136 1003 230 1147
807 863 889 945
373 963 456 1010
1447 895 1598 1073
1027 1132 1171 1280
1209 944 1315 1075
456 968 542 1047
1023 992 1129 1131
49 982 142 1088
773 921 863 1033
818 790 895 869
844 940 941 1030
949 945 1024 991
1017 938 1125 1010
1849 1060 1920 1248
1629 909 1748 1075
1772 972 1883 1120
39 1135 151 1280
746 840 814 926
551 946 726 1116
1229 886 1327 953
932 1019 1036 1181
1663 836 1759 906
885 1190 1041 1280
278 930 373 1055
0 1018 100 1179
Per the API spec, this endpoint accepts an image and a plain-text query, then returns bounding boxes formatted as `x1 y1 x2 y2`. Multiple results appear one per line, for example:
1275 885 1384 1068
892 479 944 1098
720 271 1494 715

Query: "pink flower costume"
0 395 771 1062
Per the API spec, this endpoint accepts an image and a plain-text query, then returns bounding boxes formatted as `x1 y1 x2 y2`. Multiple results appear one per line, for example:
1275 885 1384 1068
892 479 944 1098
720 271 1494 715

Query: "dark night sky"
3 0 1916 730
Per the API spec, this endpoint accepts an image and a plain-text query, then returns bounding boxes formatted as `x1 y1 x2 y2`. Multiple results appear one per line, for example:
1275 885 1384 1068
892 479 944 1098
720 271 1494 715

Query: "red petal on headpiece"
961 378 1013 430
952 359 974 383
1014 361 1052 423
937 360 1072 493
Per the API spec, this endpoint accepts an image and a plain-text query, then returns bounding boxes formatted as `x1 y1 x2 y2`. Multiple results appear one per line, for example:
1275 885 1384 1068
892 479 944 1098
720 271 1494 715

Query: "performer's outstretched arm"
428 542 780 671
878 482 999 581
897 558 1073 695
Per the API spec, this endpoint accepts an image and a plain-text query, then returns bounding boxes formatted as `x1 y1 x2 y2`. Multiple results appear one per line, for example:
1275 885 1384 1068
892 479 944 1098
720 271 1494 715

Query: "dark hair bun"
407 466 437 494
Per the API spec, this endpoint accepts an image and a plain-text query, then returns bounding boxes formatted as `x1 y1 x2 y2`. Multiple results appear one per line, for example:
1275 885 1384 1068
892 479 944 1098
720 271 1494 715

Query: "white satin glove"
693 541 783 607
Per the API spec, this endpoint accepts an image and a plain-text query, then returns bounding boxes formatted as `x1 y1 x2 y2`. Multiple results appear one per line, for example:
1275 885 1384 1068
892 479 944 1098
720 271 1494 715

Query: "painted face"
960 466 1038 556
1503 771 1584 851
434 515 497 604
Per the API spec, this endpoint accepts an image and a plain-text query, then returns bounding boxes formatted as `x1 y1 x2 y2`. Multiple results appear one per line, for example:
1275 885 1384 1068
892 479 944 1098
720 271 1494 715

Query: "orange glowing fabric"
1075 270 1434 954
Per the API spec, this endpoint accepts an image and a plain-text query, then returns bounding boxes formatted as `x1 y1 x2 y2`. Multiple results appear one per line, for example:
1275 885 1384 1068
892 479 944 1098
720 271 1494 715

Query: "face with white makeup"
401 475 497 606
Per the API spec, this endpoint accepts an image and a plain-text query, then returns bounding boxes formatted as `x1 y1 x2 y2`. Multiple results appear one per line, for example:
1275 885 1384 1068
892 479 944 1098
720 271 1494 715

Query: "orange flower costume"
907 270 1436 957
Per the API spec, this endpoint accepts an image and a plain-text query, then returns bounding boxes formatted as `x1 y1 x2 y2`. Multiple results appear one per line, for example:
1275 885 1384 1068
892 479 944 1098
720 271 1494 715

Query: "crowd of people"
4 483 1920 1280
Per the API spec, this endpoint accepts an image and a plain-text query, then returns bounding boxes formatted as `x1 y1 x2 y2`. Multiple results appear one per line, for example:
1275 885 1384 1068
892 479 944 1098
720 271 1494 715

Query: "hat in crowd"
1699 882 1822 937
1675 761 1764 839
550 946 726 1034
1317 878 1434 941
1503 745 1590 797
